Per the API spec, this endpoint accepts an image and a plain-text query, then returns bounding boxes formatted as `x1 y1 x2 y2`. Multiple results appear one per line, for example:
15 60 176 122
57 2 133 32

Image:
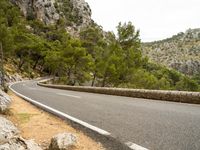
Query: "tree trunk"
91 71 96 87
102 72 107 87
52 71 56 83
73 65 77 86
67 67 72 85
0 42 5 89
39 61 45 72
32 59 39 69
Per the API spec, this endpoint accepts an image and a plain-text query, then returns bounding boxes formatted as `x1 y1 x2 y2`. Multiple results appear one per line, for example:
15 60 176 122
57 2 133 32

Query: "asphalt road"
10 80 200 150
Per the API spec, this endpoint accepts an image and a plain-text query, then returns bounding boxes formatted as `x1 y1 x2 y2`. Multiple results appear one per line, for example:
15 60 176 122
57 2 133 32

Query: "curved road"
10 80 200 150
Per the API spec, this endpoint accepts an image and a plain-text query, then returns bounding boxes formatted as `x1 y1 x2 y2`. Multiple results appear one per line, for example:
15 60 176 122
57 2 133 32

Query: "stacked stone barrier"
38 81 200 104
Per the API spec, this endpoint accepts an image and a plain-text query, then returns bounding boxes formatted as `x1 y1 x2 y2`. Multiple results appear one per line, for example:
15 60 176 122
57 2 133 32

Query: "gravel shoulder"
6 91 104 150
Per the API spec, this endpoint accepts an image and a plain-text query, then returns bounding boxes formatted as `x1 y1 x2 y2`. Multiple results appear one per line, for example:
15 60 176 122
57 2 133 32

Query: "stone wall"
38 82 200 104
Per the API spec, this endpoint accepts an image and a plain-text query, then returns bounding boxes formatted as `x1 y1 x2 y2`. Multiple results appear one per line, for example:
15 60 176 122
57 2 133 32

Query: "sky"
84 0 200 42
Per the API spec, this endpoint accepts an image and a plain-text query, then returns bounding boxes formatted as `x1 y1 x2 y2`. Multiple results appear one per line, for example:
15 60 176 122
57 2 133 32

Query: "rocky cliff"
11 0 92 34
142 28 200 75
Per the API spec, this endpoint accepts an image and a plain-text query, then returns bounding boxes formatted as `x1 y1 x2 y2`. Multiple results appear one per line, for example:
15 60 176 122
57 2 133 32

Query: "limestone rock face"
11 0 60 24
0 117 19 145
0 91 11 113
0 117 42 150
11 0 92 32
170 60 200 75
23 138 43 150
4 73 23 83
49 132 77 150
142 28 200 75
0 137 42 150
71 0 92 28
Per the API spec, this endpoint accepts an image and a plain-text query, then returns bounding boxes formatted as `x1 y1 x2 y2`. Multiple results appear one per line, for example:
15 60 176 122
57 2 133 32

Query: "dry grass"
6 91 105 150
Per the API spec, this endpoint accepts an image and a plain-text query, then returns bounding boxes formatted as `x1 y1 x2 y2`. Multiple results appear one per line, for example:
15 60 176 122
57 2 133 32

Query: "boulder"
0 90 11 113
0 137 42 150
25 139 43 150
49 133 77 150
11 0 59 25
0 117 19 145
0 117 42 150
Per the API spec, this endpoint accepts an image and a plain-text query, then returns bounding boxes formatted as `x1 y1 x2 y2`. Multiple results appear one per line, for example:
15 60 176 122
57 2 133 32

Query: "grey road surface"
11 80 200 150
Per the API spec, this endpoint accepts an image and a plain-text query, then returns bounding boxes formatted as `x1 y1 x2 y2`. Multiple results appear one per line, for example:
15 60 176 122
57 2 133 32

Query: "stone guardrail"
38 81 200 104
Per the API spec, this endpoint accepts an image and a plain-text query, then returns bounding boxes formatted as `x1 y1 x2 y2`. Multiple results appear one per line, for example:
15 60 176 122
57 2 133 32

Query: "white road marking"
57 93 81 99
126 142 149 150
10 80 149 149
9 82 110 136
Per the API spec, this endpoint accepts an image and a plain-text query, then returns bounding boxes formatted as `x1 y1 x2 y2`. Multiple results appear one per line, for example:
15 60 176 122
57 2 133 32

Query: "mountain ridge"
142 28 200 75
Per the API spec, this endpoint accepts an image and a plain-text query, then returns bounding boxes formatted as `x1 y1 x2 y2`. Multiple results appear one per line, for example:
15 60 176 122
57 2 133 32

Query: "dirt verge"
6 91 105 150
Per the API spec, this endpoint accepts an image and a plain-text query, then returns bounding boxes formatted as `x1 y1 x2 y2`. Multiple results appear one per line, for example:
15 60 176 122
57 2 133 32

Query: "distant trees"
175 76 199 91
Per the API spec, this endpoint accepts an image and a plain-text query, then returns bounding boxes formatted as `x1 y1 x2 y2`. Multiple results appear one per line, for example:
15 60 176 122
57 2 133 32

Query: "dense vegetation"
0 0 199 91
55 0 82 26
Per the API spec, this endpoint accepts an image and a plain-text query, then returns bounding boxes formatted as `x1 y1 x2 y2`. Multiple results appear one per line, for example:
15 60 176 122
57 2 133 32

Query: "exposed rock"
0 137 42 150
170 60 200 75
184 28 200 40
0 91 11 114
11 0 59 25
0 117 19 145
11 0 92 34
10 74 23 82
4 73 23 83
71 0 92 29
142 28 200 75
0 117 42 150
24 138 43 150
49 132 77 150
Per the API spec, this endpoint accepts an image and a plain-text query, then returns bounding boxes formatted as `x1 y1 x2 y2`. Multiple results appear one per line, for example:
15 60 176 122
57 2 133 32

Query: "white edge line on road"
57 93 81 99
126 142 149 150
9 81 111 136
9 80 149 150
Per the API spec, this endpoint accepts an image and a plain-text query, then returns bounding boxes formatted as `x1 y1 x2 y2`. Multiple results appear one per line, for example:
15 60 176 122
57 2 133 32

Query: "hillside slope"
142 29 200 75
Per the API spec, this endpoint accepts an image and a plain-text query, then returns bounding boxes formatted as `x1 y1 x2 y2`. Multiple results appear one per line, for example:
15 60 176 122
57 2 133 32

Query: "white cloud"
85 0 200 42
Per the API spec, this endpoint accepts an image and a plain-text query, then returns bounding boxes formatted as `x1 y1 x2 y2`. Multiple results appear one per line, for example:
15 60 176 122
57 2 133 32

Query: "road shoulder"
6 91 105 150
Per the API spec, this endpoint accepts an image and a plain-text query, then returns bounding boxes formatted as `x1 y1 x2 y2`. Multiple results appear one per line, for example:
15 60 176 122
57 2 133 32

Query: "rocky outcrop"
11 0 60 24
184 28 200 40
170 60 200 75
4 73 23 83
0 137 42 150
11 0 92 33
49 133 77 150
142 28 200 75
0 117 19 144
71 0 92 28
0 90 11 113
0 117 42 150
